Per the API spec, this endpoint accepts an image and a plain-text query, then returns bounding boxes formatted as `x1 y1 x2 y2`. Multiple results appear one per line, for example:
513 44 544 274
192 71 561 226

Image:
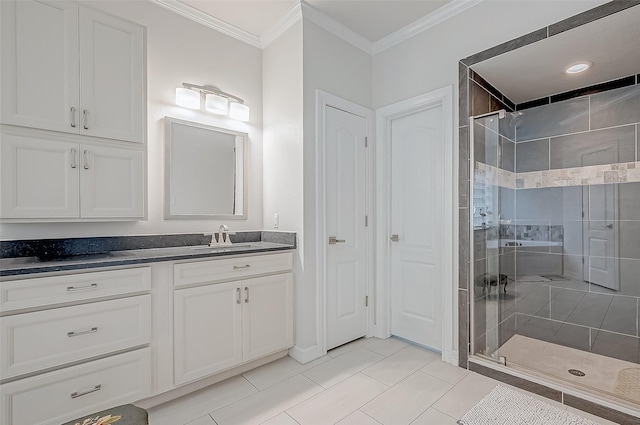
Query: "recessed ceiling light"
565 62 593 74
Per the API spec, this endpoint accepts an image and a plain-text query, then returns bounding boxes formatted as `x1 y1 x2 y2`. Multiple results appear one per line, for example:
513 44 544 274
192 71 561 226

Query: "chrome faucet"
218 224 231 246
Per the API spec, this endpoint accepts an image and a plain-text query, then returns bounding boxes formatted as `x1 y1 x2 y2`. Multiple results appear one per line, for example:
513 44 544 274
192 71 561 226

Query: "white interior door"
325 106 368 350
390 105 444 350
581 148 619 291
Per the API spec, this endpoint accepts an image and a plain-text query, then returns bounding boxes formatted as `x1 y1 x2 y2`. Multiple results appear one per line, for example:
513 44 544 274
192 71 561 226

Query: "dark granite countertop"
0 232 296 277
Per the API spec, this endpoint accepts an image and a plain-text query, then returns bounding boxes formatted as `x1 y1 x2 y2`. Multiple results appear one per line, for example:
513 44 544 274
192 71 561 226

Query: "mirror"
164 117 246 219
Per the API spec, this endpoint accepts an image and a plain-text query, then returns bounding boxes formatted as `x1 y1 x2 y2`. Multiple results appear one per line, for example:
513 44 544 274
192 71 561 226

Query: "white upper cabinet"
78 6 144 142
1 0 145 144
80 144 145 218
1 135 80 219
1 0 79 133
1 135 145 220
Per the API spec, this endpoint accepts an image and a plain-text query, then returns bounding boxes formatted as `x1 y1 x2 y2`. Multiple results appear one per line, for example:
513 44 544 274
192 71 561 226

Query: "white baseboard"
289 344 321 364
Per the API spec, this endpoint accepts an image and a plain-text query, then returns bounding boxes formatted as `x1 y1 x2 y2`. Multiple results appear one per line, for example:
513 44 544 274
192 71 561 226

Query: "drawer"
1 295 151 379
0 348 151 425
174 252 292 287
0 267 151 312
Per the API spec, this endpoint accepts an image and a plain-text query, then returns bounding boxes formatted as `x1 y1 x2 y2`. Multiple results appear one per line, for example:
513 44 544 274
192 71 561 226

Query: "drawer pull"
67 283 98 292
67 327 98 337
71 384 101 399
233 265 251 270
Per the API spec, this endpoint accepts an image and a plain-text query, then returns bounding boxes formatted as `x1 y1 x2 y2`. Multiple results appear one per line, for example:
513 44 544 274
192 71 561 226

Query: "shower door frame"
468 109 507 365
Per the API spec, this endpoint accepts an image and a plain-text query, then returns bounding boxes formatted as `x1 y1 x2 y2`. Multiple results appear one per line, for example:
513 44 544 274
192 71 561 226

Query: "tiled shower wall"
505 81 640 363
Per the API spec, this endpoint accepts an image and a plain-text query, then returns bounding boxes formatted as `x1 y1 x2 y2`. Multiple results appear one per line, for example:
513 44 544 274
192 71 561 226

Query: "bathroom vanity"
0 233 296 425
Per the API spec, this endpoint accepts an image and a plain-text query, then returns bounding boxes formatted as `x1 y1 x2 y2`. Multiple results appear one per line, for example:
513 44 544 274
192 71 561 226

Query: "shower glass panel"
471 111 509 362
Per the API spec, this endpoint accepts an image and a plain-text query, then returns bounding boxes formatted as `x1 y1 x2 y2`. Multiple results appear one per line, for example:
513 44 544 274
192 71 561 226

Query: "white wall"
0 0 264 240
262 22 305 350
299 19 373 350
372 0 608 110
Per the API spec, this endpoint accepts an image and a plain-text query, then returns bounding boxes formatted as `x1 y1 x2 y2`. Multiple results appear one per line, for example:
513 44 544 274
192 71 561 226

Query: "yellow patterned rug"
614 368 640 403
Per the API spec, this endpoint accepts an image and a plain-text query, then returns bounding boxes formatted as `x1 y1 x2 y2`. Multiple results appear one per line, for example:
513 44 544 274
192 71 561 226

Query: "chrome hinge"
365 295 369 307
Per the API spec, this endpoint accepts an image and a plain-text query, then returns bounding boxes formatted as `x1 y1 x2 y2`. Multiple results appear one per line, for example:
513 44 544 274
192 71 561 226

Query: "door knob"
601 224 613 229
390 234 399 242
328 236 346 245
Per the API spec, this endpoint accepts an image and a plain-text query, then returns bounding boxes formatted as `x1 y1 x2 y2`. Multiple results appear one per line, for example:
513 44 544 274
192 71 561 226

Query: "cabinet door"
79 145 144 218
243 273 294 362
174 282 242 386
78 6 145 143
1 135 79 218
1 0 79 133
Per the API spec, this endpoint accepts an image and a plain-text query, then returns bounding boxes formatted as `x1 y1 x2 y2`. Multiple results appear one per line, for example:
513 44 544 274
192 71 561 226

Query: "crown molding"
372 0 484 55
261 2 303 49
148 0 261 48
300 1 373 55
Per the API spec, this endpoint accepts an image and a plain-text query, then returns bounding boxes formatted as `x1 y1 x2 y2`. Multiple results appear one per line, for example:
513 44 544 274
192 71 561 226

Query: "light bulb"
205 93 229 115
175 87 199 109
229 102 250 122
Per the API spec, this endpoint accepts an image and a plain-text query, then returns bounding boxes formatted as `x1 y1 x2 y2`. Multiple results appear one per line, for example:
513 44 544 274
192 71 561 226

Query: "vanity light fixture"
175 82 250 121
565 61 592 74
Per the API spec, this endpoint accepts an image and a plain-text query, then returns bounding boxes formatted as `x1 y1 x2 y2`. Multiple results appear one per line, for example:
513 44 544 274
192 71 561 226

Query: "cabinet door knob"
70 148 77 169
67 283 98 292
71 384 101 399
67 327 98 337
70 107 77 128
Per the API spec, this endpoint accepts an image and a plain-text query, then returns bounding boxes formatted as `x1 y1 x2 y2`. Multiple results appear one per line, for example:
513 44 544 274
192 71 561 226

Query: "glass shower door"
471 111 505 362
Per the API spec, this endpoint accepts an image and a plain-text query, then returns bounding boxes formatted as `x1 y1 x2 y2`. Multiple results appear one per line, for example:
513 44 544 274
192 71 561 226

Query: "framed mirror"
164 117 247 219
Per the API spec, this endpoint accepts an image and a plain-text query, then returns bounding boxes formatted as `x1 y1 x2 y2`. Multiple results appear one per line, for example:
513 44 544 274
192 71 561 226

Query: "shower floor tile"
500 334 640 408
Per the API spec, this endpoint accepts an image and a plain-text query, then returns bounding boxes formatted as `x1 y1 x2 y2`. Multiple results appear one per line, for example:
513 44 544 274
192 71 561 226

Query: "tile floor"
147 337 617 425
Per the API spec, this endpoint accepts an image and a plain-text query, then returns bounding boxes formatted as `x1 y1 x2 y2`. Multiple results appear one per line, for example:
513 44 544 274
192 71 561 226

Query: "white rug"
457 386 601 425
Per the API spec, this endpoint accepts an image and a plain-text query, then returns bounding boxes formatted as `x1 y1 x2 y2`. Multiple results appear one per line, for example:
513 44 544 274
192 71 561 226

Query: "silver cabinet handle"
70 148 77 169
236 287 241 304
67 327 98 337
67 283 98 292
233 265 251 270
601 224 613 229
83 109 89 129
71 384 101 399
328 236 346 245
244 286 249 303
70 107 77 128
83 150 90 170
390 234 399 242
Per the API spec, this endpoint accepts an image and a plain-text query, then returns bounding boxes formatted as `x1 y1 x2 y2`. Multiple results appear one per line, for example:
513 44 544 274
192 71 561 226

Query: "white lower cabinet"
173 253 294 386
0 267 152 425
173 281 242 385
0 348 151 425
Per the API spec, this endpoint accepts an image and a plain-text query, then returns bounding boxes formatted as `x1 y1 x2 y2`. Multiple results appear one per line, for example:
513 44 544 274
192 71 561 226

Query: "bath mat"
457 386 600 425
614 368 640 402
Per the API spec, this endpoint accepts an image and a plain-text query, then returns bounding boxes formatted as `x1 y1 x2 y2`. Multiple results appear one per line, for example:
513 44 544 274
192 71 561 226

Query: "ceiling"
471 5 640 104
180 0 454 42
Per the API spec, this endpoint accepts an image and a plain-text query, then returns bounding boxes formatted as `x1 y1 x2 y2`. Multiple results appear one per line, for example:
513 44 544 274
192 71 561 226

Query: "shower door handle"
601 224 613 229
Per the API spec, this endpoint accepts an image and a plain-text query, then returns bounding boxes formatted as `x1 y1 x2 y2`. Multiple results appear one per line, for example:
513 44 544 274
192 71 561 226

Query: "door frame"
316 90 375 357
375 86 457 365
